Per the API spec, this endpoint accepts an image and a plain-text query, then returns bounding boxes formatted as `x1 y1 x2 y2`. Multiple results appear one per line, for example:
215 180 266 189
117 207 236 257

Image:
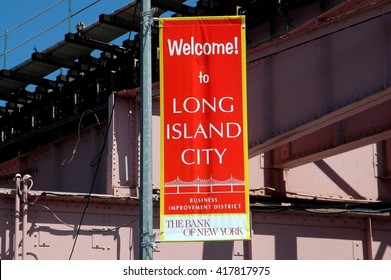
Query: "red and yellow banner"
159 16 250 241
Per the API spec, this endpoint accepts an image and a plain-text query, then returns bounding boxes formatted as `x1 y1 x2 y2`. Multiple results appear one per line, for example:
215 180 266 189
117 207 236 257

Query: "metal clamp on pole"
140 7 158 31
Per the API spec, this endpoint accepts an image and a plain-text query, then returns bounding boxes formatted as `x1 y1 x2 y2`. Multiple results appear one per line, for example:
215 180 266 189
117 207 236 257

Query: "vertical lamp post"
139 0 153 260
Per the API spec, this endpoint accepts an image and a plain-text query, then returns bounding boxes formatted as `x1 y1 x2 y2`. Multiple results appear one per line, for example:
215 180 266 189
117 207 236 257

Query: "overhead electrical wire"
0 0 101 58
0 0 65 38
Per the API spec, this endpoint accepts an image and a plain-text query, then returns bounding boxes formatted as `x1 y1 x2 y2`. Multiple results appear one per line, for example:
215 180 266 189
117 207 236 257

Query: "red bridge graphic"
164 176 245 194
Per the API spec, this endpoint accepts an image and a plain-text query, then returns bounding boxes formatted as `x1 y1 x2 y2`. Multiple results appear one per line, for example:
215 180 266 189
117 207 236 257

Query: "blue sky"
0 0 134 69
0 0 195 105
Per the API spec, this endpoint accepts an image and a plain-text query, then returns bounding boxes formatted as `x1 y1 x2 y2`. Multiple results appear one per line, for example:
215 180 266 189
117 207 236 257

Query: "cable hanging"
68 95 115 260
16 182 150 233
61 109 100 167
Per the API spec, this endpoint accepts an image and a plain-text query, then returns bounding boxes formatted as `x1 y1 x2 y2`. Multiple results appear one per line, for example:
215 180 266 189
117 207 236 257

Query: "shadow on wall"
251 212 373 260
314 159 366 199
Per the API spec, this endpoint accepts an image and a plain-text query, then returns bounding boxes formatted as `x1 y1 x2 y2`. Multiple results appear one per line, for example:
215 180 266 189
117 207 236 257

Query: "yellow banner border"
159 16 250 242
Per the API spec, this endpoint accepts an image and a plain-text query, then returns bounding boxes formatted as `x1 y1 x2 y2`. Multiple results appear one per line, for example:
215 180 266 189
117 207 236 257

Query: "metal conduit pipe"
14 174 21 260
366 217 374 260
21 174 32 260
22 180 27 260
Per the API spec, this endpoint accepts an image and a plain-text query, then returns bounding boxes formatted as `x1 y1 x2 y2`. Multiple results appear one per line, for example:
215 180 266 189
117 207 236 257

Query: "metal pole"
14 174 21 260
22 176 28 260
366 217 373 260
139 0 153 260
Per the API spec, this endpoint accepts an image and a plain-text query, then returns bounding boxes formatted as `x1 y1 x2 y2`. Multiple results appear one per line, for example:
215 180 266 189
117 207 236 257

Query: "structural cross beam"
65 33 131 55
99 14 141 33
0 70 56 89
31 52 99 71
